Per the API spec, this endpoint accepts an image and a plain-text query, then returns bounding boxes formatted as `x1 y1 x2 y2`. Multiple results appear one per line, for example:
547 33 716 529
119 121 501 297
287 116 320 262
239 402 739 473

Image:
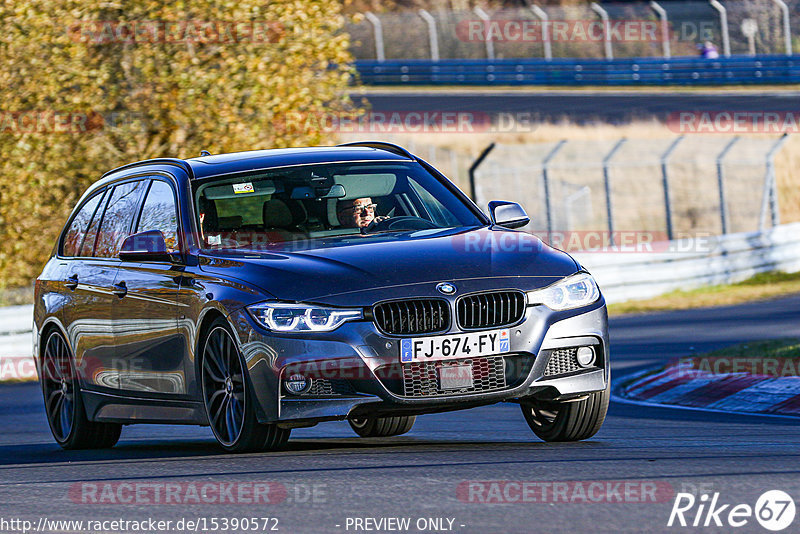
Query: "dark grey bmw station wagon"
34 142 609 452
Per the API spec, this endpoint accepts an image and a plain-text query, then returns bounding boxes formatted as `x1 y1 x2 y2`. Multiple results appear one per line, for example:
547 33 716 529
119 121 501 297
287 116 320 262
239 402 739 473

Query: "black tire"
521 387 609 442
40 329 121 450
200 319 290 453
348 415 416 437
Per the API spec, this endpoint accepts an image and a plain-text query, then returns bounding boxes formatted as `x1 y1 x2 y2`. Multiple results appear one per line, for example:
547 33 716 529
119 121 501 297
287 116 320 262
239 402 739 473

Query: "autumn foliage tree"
0 0 358 292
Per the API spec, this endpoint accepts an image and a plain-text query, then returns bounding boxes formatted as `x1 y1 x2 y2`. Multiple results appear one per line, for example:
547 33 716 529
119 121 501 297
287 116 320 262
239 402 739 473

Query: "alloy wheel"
41 331 75 443
526 402 560 432
201 326 246 447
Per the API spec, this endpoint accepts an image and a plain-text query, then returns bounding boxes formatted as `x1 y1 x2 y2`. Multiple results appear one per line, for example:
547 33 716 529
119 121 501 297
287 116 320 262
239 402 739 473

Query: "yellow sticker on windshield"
233 182 254 194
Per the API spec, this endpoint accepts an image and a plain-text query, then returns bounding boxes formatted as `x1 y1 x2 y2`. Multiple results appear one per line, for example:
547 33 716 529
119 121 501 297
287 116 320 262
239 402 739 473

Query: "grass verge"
608 271 800 316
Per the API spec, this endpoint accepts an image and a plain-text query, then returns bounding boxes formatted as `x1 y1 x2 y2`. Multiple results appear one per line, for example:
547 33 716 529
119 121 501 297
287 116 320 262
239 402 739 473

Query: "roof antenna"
200 150 211 156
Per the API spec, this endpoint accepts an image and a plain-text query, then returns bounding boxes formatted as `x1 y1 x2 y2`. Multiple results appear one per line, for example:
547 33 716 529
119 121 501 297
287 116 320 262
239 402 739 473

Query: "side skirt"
81 390 207 425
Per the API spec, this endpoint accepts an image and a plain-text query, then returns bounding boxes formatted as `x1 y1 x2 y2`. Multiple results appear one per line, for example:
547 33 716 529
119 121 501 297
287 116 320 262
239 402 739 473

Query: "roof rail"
101 158 194 179
336 141 415 160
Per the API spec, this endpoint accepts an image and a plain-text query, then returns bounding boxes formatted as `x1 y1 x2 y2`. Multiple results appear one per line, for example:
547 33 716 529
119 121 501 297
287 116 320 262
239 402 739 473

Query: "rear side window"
79 191 109 257
94 180 147 258
136 180 179 252
61 191 105 257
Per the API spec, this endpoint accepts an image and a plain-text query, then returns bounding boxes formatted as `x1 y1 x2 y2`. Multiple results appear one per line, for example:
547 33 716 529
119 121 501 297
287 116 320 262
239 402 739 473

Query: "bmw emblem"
436 282 456 295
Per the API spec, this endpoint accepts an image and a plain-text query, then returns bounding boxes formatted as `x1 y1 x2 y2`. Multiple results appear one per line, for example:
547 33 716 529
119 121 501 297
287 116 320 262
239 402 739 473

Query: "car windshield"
193 161 484 251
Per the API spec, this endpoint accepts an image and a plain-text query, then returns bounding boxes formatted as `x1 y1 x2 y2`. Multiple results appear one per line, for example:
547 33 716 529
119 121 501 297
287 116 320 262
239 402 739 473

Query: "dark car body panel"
34 145 609 429
185 146 413 179
196 227 577 304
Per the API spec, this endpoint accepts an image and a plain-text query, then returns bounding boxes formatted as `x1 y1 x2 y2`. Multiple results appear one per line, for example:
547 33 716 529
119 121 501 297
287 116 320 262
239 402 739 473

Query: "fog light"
284 374 311 395
576 347 596 367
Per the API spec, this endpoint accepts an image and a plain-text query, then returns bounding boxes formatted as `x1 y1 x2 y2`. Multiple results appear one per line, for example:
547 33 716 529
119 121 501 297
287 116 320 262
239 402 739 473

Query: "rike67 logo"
668 490 796 531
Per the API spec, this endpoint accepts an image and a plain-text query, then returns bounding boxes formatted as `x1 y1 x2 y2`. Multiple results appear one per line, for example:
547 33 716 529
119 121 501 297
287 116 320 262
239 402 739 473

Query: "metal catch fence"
471 134 789 239
348 1 799 61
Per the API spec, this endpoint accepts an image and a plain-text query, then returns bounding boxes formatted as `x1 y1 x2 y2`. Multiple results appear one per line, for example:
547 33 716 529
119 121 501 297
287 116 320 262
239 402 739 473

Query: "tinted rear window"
94 180 147 258
79 191 109 257
136 180 179 252
61 190 105 257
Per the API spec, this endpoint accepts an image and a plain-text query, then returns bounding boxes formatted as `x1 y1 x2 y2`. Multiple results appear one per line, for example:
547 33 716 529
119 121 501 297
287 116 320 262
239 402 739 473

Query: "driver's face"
337 197 376 228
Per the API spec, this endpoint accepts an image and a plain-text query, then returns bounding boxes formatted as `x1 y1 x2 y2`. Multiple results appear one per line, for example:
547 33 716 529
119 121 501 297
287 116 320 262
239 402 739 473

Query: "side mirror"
119 230 176 263
488 201 530 229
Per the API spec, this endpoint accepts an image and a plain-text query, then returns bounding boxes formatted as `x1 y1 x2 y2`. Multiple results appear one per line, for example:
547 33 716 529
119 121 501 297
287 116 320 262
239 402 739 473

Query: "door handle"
65 275 79 291
112 281 128 298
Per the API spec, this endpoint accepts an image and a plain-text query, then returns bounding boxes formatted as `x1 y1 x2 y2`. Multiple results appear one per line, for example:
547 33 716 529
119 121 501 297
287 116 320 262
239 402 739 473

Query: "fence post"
601 138 627 247
473 7 495 60
649 1 671 59
590 3 613 60
760 133 790 230
468 142 496 203
770 0 792 55
715 136 739 235
660 136 684 240
418 9 440 61
529 4 552 61
709 0 731 57
542 140 568 240
365 12 385 62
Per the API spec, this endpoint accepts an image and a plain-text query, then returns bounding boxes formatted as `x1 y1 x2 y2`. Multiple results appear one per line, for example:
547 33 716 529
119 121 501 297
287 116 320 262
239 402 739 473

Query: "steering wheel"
363 216 438 234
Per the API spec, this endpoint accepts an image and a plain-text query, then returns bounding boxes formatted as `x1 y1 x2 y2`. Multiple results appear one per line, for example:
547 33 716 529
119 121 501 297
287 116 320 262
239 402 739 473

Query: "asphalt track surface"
3 295 800 533
356 91 800 124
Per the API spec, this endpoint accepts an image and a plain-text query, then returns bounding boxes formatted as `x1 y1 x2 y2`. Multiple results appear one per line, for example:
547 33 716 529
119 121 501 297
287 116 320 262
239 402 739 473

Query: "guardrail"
574 222 800 303
0 305 34 381
355 55 800 85
2 224 799 379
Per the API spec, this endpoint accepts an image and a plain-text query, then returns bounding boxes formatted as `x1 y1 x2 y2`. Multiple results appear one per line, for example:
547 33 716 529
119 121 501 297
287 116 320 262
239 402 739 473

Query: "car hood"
199 227 578 304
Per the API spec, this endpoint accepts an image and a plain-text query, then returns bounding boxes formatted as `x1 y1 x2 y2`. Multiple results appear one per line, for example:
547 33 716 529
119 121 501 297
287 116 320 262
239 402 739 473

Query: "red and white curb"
616 361 800 417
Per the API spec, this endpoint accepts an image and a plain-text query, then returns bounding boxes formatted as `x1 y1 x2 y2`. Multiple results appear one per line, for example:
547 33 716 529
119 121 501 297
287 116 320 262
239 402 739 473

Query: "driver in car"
337 197 388 229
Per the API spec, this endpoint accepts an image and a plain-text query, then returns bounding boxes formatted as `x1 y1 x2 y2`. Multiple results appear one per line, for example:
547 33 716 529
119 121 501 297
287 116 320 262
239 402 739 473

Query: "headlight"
247 302 362 332
526 273 600 311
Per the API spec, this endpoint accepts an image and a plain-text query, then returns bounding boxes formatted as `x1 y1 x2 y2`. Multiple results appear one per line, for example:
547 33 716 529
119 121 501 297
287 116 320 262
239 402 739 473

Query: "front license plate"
438 364 474 390
400 329 510 363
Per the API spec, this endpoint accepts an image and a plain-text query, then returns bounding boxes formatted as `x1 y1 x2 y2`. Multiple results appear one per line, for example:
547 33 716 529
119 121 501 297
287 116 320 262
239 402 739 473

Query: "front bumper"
227 300 609 424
